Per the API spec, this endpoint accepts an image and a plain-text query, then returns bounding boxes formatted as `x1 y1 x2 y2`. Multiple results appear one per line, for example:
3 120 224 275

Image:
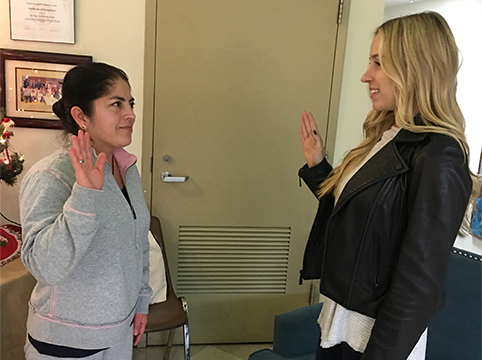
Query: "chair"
249 247 482 360
425 247 481 360
145 216 190 360
248 302 322 360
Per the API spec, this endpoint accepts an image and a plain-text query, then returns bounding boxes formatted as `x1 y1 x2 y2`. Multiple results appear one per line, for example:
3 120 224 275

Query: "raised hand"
69 130 106 190
299 111 325 168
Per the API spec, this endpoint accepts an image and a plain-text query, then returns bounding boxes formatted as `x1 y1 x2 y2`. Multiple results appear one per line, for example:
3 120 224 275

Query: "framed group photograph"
0 49 91 129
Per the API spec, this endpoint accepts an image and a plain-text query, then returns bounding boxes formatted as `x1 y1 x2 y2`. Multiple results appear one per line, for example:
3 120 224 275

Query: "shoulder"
414 132 465 166
396 130 466 164
400 132 471 191
21 149 75 192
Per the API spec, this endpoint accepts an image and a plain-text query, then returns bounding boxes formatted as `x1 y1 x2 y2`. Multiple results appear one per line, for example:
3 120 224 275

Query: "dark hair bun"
52 99 66 120
53 98 80 135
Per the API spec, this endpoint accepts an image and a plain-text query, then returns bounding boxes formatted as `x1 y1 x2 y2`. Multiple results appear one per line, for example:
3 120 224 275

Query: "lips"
370 89 380 102
120 126 133 132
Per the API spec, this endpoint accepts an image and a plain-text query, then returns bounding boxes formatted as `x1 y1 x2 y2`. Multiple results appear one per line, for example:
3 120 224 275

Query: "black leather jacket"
299 129 472 360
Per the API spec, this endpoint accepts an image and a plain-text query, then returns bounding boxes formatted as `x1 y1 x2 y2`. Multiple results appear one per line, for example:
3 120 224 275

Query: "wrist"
308 153 327 168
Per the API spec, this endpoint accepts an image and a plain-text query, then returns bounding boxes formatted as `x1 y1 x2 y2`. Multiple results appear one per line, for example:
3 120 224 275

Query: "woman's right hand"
69 130 106 190
299 111 325 167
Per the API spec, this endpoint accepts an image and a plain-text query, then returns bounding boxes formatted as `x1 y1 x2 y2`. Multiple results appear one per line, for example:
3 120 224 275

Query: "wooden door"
149 0 344 343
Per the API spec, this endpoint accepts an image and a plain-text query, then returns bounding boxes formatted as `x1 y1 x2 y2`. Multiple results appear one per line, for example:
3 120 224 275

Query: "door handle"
161 171 189 183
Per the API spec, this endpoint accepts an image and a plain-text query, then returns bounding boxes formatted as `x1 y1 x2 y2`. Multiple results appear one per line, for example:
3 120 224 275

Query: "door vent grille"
177 225 290 294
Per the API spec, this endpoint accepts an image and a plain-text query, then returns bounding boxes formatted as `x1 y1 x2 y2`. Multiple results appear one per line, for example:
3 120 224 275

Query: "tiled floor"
133 343 272 360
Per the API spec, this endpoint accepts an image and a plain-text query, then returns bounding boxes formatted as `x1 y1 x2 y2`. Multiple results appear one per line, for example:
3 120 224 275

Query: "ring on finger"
79 159 85 164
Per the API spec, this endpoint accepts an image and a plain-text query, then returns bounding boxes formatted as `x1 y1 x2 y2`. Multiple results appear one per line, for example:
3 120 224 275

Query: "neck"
105 151 115 166
92 145 114 166
109 151 124 188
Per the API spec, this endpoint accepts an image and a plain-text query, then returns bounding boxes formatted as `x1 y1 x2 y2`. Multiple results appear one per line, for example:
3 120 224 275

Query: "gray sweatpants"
24 332 134 360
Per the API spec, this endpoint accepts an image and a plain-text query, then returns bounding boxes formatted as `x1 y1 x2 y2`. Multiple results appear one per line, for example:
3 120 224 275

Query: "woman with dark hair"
20 62 151 359
299 12 478 360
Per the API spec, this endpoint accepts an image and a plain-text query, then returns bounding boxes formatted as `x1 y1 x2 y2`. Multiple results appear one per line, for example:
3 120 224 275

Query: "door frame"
141 0 351 211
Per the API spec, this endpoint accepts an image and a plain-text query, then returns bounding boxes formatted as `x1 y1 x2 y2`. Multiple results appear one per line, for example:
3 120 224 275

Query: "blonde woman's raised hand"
299 111 325 168
69 130 106 190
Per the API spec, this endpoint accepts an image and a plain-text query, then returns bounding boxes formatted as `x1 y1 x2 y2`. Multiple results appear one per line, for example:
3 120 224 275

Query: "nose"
361 68 372 83
125 106 136 121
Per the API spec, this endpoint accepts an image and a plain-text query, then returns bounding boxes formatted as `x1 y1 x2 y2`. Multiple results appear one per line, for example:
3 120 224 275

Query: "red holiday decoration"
0 225 22 266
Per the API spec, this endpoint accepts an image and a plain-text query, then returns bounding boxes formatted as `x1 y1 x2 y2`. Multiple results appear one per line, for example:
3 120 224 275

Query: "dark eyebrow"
109 95 135 103
369 54 379 60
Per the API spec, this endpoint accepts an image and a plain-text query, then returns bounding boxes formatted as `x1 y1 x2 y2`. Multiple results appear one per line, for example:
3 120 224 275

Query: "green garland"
0 88 25 226
0 152 24 186
0 119 25 186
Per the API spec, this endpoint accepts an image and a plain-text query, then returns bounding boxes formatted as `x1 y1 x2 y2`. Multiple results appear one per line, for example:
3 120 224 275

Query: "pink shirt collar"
113 148 137 184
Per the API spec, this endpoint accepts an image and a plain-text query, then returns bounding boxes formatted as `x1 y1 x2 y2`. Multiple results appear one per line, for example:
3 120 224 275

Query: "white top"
319 126 428 359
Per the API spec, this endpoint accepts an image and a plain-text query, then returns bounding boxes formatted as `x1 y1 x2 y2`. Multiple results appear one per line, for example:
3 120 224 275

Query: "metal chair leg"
178 296 190 360
183 322 190 360
163 329 176 360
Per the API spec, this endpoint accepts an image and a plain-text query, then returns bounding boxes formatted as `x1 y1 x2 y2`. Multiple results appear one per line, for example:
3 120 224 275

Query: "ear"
70 106 90 129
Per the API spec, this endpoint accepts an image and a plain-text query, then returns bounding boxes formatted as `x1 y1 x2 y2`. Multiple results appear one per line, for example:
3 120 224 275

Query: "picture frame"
470 149 482 239
471 197 482 240
478 149 482 175
0 49 91 129
9 0 75 44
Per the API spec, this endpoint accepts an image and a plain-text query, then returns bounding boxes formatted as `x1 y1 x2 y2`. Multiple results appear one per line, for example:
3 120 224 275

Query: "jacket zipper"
117 163 137 220
320 224 330 280
346 177 396 303
374 233 381 288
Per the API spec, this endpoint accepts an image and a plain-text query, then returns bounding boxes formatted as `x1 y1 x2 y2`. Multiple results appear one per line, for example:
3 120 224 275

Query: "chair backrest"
272 302 323 357
426 248 482 360
149 216 176 296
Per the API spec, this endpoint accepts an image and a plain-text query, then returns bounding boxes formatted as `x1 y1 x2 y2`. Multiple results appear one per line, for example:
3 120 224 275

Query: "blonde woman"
298 12 478 360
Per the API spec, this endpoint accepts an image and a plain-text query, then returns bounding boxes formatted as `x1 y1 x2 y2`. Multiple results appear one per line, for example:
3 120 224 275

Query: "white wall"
385 0 482 172
333 0 386 166
0 0 146 224
384 0 482 255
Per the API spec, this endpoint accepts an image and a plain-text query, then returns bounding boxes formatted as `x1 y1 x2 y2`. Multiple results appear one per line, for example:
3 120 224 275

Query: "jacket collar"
113 147 137 174
334 128 428 211
113 147 137 184
90 147 137 184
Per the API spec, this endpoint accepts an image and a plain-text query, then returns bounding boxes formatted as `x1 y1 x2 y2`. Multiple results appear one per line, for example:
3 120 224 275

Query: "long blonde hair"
320 12 480 227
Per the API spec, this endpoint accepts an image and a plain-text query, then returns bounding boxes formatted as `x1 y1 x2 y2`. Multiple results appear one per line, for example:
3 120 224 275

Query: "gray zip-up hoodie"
20 147 152 349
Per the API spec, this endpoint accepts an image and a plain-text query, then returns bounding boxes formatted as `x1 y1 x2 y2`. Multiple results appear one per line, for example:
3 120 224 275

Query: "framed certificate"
0 49 91 129
9 0 75 44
